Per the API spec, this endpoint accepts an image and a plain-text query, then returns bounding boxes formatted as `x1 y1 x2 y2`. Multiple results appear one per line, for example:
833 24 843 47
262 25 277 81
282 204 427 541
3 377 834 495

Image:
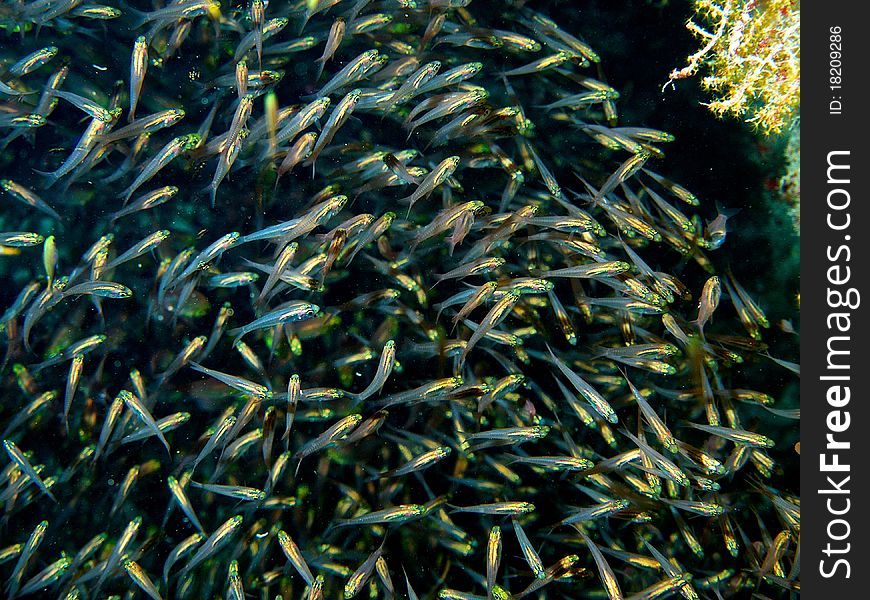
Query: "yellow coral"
667 0 800 135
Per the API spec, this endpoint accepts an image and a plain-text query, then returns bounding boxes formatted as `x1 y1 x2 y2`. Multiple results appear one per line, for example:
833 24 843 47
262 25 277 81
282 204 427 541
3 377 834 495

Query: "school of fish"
0 1 799 599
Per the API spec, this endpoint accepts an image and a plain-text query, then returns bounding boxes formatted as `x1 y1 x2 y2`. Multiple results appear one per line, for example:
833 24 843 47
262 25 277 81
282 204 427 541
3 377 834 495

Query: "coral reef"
667 0 800 135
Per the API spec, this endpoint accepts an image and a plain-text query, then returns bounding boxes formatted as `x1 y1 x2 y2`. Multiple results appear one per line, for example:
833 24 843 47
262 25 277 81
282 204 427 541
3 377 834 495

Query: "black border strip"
802 2 868 594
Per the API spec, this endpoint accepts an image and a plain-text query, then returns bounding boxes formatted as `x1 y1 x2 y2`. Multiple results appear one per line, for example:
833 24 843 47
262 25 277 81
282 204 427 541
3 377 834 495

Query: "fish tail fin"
127 7 150 29
714 200 741 219
313 60 325 82
31 168 59 188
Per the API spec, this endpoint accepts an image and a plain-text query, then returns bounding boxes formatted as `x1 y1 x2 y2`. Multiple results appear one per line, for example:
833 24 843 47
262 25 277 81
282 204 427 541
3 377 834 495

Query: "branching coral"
667 0 800 135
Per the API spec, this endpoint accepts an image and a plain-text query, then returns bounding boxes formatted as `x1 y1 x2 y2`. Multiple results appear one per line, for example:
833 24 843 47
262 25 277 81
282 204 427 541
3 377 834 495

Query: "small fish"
0 80 37 98
41 234 57 288
539 90 616 110
227 560 244 600
525 140 562 196
94 516 141 595
36 112 121 187
206 128 247 207
94 393 125 462
536 261 631 279
122 413 190 445
3 440 56 502
344 538 386 599
60 281 133 300
419 11 447 49
254 242 297 305
385 61 442 114
685 422 775 448
238 16 288 67
510 519 544 580
461 426 550 452
459 289 520 366
72 5 122 19
235 60 249 100
315 17 347 79
560 499 631 525
436 257 505 287
701 205 739 249
547 345 617 424
212 69 284 90
175 231 240 281
643 169 699 205
180 515 244 577
191 415 237 472
575 528 623 600
228 301 321 341
278 374 302 446
189 481 266 501
621 429 688 488
49 89 113 122
695 275 721 335
376 446 451 479
504 454 593 472
63 354 84 433
168 475 206 533
483 527 502 596
17 556 70 597
5 520 47 599
0 232 44 247
660 498 727 517
121 390 171 456
294 413 362 473
276 132 318 186
163 533 205 587
9 47 58 77
96 109 186 144
0 114 46 128
264 35 319 56
626 575 688 600
594 151 651 202
130 0 221 27
353 340 396 402
624 375 677 453
318 49 383 97
505 51 572 76
119 134 201 202
375 556 394 598
335 504 425 527
304 89 362 175
448 281 498 330
1 179 61 220
277 530 315 584
109 186 179 225
225 95 255 150
547 287 576 345
400 156 460 215
124 560 163 600
450 502 535 515
250 0 266 67
275 97 331 146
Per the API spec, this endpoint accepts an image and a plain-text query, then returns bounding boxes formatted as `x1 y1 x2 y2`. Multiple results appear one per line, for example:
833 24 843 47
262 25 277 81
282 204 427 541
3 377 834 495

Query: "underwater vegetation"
667 0 800 135
0 1 799 599
778 123 800 232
